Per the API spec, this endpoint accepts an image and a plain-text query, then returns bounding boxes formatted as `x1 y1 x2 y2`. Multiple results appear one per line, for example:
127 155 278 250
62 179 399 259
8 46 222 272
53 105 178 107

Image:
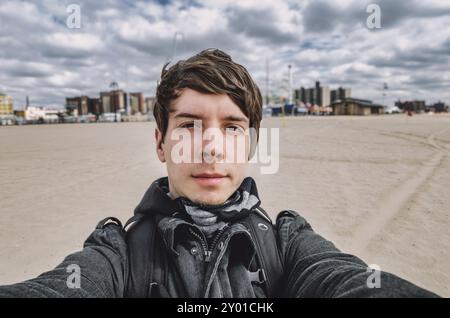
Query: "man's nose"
201 128 224 163
202 146 224 163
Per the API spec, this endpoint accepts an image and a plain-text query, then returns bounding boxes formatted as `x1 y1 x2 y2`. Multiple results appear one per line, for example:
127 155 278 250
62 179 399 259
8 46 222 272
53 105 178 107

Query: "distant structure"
295 82 352 107
66 90 154 118
129 92 144 114
0 93 14 125
330 98 384 115
294 81 350 107
145 97 156 114
24 106 60 122
395 100 426 113
331 87 352 103
100 89 126 114
288 64 293 104
425 101 449 113
66 96 101 116
0 93 13 116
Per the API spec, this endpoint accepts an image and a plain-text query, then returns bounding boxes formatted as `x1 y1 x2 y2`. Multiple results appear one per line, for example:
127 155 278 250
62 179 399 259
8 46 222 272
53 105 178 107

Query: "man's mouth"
192 173 228 186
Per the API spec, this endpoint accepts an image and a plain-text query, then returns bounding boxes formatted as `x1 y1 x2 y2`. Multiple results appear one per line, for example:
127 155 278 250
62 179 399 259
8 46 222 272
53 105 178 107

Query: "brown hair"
154 48 262 141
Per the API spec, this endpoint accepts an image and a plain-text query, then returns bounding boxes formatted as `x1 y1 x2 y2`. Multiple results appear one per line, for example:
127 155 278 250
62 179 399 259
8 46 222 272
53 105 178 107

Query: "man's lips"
192 173 226 178
192 173 228 186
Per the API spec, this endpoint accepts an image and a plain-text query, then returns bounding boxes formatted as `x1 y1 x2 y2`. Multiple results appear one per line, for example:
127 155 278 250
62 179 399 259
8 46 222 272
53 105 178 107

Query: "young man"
0 49 439 298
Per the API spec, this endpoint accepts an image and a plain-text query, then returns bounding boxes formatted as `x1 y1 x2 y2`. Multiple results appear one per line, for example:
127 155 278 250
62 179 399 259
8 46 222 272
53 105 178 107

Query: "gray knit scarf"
172 181 260 238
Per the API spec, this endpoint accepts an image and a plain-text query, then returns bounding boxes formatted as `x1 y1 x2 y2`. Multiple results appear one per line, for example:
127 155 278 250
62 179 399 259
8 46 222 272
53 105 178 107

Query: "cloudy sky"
1 0 450 109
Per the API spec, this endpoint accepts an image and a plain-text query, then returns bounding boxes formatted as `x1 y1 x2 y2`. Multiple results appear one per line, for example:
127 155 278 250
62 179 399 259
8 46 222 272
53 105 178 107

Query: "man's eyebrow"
173 112 204 120
223 115 248 123
173 112 248 123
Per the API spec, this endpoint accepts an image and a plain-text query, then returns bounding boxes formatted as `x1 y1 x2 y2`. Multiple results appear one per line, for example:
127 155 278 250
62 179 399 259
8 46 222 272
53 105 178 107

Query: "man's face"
155 88 251 205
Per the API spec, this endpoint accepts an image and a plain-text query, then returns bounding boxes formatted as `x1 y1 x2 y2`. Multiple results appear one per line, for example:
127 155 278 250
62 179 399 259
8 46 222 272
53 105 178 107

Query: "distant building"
25 106 60 121
100 92 111 114
295 81 329 106
14 110 25 118
100 90 127 114
321 85 330 108
295 82 347 107
295 87 315 105
66 91 151 117
65 97 77 116
145 97 156 114
331 87 352 103
395 100 426 113
66 96 88 116
330 98 384 115
88 98 101 114
0 93 14 116
66 96 102 116
426 101 448 113
129 92 144 114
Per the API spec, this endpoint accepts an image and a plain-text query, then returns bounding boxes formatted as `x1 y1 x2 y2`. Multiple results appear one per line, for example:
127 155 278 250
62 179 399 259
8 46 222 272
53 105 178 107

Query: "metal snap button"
190 247 198 255
218 242 224 250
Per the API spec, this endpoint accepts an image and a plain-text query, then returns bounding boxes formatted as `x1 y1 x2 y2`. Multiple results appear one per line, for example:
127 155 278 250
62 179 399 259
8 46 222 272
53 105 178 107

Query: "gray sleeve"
0 222 127 298
276 211 439 298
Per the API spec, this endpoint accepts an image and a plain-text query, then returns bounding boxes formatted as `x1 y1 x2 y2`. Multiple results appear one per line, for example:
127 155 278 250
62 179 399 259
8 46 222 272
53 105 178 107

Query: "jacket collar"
133 176 261 222
133 177 183 218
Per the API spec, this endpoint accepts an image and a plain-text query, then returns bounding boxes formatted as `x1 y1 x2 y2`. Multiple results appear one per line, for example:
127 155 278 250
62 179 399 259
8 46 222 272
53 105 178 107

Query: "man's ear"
155 128 166 163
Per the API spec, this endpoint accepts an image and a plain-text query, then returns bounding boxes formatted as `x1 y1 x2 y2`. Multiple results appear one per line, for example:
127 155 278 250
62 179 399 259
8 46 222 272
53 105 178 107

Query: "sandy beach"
1 115 449 296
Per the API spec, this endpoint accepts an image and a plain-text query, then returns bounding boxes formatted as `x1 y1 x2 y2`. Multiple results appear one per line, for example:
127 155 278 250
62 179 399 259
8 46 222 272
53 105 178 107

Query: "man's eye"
180 122 194 129
226 125 244 133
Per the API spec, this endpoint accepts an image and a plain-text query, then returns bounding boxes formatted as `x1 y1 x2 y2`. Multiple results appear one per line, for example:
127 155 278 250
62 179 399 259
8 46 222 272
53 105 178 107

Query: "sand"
0 114 449 296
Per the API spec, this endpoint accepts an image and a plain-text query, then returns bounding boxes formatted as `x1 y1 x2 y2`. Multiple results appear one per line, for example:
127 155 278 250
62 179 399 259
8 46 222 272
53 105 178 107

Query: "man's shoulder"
271 209 314 249
274 210 313 232
83 217 128 257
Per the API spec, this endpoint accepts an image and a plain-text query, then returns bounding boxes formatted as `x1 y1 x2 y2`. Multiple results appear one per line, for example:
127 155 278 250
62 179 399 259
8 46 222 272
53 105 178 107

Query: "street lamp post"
109 81 119 122
166 31 184 64
382 82 388 107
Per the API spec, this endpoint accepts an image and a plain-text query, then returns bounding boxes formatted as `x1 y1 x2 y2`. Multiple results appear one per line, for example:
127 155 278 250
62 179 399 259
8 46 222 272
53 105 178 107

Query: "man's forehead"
169 96 249 123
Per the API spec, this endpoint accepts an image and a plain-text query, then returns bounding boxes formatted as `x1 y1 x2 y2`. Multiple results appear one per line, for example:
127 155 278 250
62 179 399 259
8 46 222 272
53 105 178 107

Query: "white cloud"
0 0 449 108
45 33 104 51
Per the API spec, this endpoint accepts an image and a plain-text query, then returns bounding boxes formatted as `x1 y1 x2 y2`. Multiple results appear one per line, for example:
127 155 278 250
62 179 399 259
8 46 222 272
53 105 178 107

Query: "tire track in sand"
351 127 450 253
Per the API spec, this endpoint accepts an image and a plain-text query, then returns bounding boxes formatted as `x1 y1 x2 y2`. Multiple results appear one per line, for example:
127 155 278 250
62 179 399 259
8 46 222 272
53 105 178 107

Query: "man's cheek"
224 134 248 163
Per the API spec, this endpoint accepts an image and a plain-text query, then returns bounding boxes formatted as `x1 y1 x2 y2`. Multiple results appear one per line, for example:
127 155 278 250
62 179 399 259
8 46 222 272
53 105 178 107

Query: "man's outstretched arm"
276 211 439 298
0 221 127 298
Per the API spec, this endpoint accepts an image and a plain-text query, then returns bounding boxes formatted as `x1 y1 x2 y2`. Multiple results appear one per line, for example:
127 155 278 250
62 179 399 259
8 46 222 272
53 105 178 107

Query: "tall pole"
167 31 184 63
288 64 293 105
125 66 130 116
265 58 270 106
382 82 388 107
109 81 119 122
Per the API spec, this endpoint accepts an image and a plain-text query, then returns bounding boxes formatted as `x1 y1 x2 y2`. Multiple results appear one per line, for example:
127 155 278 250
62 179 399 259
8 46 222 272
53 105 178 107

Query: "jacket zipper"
209 225 228 252
189 226 228 263
189 228 210 261
203 228 253 297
